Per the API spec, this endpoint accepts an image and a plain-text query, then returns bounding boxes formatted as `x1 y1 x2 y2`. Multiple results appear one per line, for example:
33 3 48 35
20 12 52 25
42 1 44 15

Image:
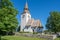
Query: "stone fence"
15 32 57 40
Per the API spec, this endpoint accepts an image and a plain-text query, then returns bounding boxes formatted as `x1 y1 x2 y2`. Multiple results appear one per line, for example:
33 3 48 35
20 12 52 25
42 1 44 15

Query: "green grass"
55 37 60 40
2 36 60 40
1 36 47 40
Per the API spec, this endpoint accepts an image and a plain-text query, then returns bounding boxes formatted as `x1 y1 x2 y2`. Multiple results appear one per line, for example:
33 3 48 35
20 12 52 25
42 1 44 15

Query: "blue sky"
11 0 60 30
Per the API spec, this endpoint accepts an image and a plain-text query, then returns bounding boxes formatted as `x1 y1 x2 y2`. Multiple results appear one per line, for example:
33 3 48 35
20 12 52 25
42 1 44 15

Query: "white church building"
20 2 43 33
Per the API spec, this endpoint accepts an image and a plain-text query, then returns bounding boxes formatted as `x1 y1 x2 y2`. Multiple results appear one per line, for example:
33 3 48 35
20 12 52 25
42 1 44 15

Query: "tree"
0 0 18 35
46 11 60 33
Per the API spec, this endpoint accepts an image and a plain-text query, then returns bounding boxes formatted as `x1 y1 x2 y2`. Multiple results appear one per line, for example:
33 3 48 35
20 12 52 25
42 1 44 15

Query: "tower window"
22 15 25 18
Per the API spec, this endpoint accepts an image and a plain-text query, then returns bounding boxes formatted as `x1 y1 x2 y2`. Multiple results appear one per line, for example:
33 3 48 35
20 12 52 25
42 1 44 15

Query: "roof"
26 18 34 26
25 1 28 9
26 19 42 27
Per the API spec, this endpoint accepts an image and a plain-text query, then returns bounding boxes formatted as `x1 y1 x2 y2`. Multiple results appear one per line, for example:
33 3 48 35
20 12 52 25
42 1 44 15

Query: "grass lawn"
55 37 60 40
1 36 47 40
1 36 60 40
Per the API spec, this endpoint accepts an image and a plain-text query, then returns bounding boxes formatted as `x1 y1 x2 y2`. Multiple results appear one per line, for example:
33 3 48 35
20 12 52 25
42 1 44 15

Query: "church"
20 2 43 33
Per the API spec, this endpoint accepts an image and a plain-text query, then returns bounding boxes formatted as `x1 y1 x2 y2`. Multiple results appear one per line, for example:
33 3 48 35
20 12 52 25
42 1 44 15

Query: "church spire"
25 1 28 9
23 1 30 14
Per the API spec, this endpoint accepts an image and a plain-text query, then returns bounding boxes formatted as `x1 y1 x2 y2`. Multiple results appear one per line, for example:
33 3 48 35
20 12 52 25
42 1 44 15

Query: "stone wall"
15 32 57 40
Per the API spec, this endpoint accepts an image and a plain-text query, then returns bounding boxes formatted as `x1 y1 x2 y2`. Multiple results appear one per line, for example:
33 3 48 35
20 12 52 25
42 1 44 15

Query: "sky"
11 0 60 30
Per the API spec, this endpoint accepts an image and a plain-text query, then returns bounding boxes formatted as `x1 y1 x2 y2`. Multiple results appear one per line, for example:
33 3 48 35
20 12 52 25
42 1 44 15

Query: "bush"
33 32 38 34
0 31 7 35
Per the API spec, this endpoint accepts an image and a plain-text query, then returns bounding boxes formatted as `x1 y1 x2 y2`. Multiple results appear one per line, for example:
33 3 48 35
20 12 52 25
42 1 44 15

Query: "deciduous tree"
46 11 60 33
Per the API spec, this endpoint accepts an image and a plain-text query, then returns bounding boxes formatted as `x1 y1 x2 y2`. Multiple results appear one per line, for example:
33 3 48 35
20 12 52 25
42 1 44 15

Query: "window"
28 15 30 18
22 15 25 18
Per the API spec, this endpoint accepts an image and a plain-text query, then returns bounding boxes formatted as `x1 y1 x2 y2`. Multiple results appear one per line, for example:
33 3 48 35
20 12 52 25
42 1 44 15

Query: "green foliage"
33 32 38 34
0 0 18 35
0 0 13 8
0 36 1 40
46 11 60 33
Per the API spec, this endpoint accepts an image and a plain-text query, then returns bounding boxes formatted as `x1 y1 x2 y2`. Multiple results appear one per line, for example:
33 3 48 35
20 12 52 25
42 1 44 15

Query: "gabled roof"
26 19 42 27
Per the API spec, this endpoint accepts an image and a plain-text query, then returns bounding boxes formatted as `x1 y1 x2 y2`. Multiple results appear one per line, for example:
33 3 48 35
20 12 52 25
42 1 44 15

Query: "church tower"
21 2 31 32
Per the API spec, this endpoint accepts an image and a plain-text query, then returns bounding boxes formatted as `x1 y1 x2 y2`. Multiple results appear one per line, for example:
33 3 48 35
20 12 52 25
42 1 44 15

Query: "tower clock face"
22 15 25 18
